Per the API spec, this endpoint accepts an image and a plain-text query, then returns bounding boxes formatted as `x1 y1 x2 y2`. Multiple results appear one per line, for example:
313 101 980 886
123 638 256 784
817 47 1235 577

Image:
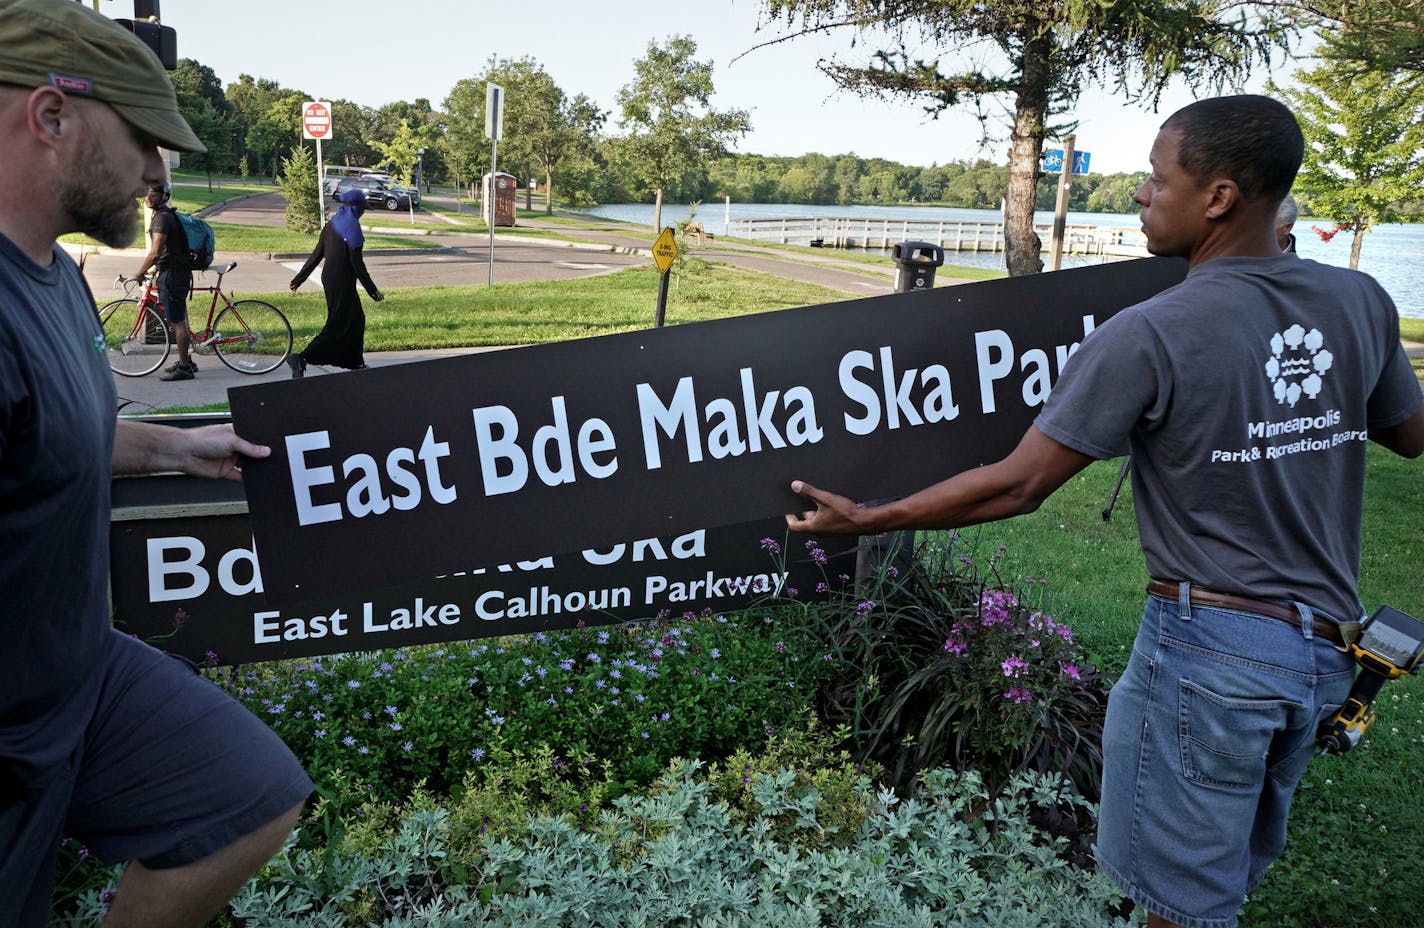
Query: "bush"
206 614 834 806
776 534 1109 798
152 763 1135 927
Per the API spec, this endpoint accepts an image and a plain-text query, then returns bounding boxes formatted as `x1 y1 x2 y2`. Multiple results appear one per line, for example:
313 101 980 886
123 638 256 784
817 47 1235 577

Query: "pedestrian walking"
286 188 384 378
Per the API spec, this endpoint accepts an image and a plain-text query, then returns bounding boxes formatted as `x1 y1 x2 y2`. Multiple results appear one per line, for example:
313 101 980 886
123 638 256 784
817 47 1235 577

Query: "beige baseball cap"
0 0 205 153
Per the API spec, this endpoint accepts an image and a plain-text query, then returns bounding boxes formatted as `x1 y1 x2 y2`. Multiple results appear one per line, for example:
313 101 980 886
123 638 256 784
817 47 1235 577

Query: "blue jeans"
1096 588 1355 928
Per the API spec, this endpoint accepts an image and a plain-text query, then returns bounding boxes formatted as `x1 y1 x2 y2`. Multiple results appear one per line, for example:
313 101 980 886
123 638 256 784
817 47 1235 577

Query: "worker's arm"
786 425 1096 535
113 420 269 482
1370 405 1424 459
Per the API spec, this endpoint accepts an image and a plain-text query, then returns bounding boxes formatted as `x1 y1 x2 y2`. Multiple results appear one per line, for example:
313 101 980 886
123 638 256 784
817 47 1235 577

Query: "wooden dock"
724 216 1149 258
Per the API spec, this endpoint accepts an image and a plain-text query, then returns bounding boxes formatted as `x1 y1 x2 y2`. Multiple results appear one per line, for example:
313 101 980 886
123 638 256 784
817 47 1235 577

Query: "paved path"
97 189 1422 410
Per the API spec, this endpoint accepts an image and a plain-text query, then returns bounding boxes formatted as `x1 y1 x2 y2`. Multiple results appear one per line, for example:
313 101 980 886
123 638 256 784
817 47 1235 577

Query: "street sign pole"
316 137 324 220
652 226 679 327
1050 134 1076 271
301 102 333 222
485 84 504 288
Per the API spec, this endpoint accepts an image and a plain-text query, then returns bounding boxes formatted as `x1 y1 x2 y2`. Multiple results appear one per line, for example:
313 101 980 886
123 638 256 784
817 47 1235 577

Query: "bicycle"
100 262 293 376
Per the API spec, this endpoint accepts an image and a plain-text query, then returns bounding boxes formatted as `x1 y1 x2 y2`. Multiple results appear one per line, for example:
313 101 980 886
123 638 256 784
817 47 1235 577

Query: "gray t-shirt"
1036 254 1422 622
0 232 115 786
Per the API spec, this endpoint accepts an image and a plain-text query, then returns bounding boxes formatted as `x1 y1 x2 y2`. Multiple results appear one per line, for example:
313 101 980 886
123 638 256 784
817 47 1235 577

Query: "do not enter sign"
301 101 332 140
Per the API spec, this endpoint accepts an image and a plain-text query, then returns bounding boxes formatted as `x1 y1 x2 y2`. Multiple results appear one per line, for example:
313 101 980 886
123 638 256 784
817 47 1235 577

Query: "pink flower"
1061 663 1081 681
943 636 967 656
1001 655 1028 677
1005 687 1033 704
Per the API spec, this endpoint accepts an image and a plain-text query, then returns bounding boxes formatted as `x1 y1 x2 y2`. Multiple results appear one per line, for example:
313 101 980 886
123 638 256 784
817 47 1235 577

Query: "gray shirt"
1036 254 1422 622
0 233 115 786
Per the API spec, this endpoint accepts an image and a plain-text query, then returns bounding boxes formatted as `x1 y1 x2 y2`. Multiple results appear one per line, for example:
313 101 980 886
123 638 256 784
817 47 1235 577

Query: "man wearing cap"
135 181 199 381
0 2 312 925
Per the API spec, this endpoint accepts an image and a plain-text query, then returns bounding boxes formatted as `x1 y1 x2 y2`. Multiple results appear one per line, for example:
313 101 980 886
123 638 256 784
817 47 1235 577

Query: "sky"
116 0 1292 178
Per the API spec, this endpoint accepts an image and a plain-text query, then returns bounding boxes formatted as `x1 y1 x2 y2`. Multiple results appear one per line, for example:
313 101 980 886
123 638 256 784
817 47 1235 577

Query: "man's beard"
55 132 141 248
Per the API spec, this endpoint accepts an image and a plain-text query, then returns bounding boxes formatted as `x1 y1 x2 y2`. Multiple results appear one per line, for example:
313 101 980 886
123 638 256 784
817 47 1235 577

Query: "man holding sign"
0 2 310 924
787 96 1423 928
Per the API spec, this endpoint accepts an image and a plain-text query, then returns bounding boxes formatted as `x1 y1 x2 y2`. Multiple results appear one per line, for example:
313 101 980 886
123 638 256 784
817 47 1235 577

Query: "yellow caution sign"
652 227 679 275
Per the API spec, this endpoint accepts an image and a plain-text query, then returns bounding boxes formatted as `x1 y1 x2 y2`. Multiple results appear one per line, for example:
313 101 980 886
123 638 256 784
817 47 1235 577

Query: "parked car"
329 176 419 210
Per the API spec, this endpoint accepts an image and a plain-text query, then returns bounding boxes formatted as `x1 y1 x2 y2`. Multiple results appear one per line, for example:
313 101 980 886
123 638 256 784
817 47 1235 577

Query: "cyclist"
134 181 197 381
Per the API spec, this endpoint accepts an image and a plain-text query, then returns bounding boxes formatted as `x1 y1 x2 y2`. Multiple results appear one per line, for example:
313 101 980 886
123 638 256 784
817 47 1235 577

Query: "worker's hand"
180 424 270 482
785 480 864 535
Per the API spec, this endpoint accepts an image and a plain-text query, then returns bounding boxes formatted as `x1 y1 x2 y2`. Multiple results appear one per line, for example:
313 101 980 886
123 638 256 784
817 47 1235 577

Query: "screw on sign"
302 101 332 140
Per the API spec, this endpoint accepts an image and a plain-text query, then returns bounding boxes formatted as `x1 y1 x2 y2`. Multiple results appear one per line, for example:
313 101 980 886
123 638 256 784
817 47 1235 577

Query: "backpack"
174 210 215 270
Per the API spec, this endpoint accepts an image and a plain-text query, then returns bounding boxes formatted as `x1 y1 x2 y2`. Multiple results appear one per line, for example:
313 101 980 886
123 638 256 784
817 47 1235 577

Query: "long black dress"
291 223 380 369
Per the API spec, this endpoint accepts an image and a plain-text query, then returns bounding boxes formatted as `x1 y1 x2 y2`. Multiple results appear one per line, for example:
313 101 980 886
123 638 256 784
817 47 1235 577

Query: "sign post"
652 226 678 327
485 84 504 288
301 101 333 221
1042 140 1091 271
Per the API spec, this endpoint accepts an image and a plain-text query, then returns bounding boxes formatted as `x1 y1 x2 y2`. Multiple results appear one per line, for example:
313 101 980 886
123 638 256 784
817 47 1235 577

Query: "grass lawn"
234 263 846 350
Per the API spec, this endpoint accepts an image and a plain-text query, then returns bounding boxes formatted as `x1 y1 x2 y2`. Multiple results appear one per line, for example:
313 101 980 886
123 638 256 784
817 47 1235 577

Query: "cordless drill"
1316 605 1424 755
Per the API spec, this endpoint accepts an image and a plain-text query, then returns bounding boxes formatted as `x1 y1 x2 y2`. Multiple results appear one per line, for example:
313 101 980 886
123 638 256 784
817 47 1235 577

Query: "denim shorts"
1096 587 1355 928
0 630 312 927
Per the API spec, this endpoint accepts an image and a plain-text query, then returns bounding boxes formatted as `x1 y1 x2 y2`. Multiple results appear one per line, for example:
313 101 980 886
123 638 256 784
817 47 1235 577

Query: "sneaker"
287 354 306 379
162 359 198 374
159 365 194 381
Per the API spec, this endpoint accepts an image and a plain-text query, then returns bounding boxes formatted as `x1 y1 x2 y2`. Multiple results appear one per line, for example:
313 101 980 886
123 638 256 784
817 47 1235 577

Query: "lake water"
583 202 1424 320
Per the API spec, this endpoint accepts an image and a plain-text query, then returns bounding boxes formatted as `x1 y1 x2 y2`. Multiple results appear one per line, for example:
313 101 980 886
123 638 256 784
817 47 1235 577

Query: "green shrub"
778 534 1109 798
199 764 1136 926
207 615 833 805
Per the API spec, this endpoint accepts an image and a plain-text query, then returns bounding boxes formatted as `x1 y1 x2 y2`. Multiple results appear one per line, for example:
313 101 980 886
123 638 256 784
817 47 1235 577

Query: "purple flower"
1001 655 1028 677
342 736 355 747
775 641 787 653
347 680 360 689
760 537 781 555
1061 663 1082 681
944 637 967 657
471 747 485 761
1005 687 1033 704
384 705 398 716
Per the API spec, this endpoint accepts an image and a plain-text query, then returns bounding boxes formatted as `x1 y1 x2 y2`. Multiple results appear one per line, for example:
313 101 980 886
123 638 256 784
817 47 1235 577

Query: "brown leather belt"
1147 579 1344 646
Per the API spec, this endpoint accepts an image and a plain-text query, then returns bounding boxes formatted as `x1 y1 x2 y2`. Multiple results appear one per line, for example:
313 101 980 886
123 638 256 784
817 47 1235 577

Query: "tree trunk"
1349 220 1365 270
1004 33 1052 277
545 168 554 215
654 187 665 233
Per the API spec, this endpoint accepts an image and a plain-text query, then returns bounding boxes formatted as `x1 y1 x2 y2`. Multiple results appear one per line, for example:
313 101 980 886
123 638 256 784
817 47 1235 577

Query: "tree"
616 36 751 231
279 144 321 233
372 119 437 186
441 78 488 199
1276 0 1424 73
171 59 234 186
1272 63 1424 268
758 0 1292 275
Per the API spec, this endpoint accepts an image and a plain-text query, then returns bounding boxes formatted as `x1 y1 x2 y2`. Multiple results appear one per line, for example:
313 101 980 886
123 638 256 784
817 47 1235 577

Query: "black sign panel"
233 259 1186 604
110 513 855 665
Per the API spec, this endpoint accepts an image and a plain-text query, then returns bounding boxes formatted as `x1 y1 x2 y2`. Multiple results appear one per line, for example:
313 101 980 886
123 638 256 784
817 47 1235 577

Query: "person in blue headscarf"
287 188 384 377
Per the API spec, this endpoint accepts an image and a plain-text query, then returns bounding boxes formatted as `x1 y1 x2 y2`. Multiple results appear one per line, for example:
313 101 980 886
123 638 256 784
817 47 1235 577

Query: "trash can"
892 241 945 292
483 172 517 227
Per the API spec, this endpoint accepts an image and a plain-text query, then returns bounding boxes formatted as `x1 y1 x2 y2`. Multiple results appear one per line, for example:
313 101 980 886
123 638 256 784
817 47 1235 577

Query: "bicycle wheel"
212 300 293 374
99 298 170 376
